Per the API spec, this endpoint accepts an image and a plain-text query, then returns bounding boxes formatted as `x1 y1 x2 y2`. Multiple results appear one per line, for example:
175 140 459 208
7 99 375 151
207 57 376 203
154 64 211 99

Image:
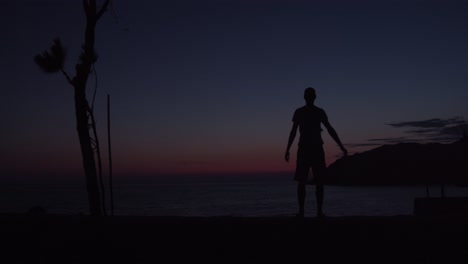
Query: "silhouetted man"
285 87 347 218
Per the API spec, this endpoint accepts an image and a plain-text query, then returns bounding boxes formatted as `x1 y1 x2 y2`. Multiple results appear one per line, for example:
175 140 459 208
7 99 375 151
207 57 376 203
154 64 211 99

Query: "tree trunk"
75 87 102 216
35 0 111 216
70 0 110 216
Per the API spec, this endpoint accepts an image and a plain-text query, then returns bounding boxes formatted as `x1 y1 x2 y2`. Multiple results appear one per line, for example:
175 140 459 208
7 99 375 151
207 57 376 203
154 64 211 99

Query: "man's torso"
293 105 325 146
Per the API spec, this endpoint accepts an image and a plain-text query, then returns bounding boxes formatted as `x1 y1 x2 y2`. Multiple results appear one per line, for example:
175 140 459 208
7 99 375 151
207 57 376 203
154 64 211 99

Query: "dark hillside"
326 138 467 185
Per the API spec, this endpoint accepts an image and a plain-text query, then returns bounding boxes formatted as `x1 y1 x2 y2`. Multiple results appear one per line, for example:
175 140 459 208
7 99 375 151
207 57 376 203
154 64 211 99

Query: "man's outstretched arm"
285 122 299 162
322 117 347 155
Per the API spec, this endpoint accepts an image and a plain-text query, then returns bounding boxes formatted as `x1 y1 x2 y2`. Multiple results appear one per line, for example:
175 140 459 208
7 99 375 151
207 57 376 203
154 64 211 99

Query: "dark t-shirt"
292 105 327 146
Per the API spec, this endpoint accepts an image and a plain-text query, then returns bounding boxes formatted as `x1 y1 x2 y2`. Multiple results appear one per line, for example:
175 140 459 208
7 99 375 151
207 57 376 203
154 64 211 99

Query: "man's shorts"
294 145 326 185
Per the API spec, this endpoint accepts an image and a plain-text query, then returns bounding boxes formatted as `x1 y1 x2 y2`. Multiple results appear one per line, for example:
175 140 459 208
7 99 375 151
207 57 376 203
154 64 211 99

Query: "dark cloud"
367 137 407 142
439 125 467 137
345 143 382 148
403 128 439 134
383 117 467 144
372 137 429 144
387 117 465 128
348 117 467 150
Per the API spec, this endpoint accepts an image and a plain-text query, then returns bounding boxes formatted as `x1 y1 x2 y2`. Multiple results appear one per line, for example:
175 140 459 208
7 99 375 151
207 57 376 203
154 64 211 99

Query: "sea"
2 173 468 217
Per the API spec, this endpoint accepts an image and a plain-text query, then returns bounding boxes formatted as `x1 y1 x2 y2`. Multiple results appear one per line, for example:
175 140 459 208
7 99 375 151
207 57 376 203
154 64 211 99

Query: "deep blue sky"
1 0 467 178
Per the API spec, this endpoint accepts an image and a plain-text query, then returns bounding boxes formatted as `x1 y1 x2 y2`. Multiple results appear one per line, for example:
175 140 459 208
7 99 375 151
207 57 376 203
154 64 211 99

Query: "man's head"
304 87 316 104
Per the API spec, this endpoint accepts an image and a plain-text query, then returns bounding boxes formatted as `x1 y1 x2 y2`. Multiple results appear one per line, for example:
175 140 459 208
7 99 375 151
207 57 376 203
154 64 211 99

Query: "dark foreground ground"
1 213 468 263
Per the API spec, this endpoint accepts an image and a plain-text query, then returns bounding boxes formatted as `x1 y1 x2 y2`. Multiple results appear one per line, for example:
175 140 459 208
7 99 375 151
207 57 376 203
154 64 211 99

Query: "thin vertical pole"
107 94 114 216
89 109 107 216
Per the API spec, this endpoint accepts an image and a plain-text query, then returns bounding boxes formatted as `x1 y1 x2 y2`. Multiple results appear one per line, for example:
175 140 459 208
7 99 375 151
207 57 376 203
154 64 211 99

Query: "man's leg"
295 148 308 218
312 146 326 217
297 183 306 217
315 183 324 217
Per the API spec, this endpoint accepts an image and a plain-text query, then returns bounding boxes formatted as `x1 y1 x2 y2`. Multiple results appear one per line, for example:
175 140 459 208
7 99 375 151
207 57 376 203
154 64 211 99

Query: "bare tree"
35 0 111 216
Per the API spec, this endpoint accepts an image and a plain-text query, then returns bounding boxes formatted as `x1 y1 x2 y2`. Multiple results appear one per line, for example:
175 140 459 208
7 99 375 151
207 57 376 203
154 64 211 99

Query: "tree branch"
61 69 74 86
96 0 111 21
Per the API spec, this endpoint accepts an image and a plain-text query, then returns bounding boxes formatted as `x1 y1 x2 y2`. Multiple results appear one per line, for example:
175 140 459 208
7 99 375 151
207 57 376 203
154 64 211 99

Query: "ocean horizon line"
0 171 296 184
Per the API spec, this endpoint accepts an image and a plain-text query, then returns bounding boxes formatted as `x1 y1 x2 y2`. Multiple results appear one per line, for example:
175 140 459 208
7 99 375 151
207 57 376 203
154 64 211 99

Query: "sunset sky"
1 0 467 179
